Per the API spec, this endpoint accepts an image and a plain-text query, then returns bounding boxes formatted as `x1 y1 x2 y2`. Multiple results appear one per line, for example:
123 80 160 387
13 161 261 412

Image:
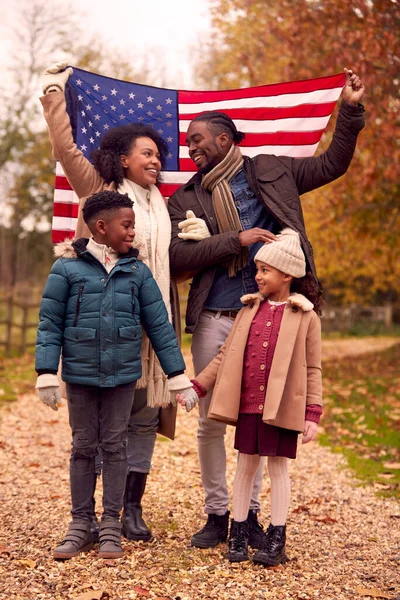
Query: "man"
168 69 365 548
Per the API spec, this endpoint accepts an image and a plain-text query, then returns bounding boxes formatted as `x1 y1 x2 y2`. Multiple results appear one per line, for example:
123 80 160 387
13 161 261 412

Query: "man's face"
186 121 231 173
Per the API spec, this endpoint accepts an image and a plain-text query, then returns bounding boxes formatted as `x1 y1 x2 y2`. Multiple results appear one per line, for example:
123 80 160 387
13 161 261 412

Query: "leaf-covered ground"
0 338 399 600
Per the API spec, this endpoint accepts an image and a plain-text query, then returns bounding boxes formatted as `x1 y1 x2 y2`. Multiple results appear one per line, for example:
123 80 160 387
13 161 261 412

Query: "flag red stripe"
179 130 326 148
178 74 345 104
179 103 338 122
53 202 79 218
55 175 73 190
52 230 75 243
159 183 184 197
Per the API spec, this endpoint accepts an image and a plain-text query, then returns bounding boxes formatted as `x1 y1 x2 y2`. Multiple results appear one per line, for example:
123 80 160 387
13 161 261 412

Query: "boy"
35 190 195 559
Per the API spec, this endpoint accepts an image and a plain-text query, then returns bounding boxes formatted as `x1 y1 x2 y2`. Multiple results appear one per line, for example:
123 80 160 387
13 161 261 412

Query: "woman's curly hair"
91 123 169 186
290 272 324 315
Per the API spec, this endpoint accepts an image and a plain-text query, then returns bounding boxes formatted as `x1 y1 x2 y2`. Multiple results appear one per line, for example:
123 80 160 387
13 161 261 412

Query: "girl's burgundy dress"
234 300 299 459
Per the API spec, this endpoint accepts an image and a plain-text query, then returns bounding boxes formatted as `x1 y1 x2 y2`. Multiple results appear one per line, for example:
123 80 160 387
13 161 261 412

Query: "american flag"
52 68 346 242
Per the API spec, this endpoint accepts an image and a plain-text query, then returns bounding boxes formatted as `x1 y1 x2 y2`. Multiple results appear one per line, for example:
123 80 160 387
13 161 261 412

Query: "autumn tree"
198 0 400 304
0 0 167 288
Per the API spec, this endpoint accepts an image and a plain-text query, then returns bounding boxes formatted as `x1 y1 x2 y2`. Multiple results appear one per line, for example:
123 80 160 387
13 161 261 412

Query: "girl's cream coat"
196 293 322 433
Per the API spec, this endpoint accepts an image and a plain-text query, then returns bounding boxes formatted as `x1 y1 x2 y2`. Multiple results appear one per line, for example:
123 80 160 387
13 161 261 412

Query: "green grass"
321 342 400 498
0 354 36 408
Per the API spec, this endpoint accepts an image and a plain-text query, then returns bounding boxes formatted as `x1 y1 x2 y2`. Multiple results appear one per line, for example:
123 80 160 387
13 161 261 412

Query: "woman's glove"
35 374 62 411
178 210 211 241
175 389 199 412
42 61 73 95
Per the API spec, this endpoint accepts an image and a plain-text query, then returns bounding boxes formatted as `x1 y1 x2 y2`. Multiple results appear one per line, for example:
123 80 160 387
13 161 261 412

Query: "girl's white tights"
233 453 290 526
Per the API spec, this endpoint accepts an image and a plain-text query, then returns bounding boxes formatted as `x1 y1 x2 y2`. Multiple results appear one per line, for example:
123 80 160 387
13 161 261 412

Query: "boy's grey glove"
176 388 199 412
42 61 73 95
36 374 62 411
178 210 211 241
167 373 193 406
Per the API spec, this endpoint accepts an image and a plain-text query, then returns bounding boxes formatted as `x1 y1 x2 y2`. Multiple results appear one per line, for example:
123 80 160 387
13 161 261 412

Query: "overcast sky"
1 0 212 88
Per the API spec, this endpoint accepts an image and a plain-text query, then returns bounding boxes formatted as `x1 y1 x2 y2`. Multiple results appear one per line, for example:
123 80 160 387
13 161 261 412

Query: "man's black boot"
247 509 264 549
191 511 230 548
252 524 287 566
226 519 249 562
121 471 153 542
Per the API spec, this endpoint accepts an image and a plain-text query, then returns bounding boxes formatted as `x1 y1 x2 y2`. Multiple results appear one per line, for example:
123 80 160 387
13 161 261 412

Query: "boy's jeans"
94 387 159 474
66 382 136 521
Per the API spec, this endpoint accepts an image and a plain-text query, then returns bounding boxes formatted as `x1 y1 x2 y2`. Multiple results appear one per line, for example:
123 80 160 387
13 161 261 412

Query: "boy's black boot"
252 524 287 566
121 472 153 542
226 519 249 562
191 511 230 548
53 519 94 560
247 509 264 549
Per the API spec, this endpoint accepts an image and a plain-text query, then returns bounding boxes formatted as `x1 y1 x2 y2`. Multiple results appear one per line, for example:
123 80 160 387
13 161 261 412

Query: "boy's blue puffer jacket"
35 238 185 387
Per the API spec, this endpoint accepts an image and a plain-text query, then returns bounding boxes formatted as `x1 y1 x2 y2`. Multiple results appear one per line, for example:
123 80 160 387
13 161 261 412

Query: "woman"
41 62 187 543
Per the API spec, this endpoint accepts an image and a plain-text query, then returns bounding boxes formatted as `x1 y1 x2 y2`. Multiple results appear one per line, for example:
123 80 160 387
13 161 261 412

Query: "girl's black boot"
226 519 249 562
252 524 287 566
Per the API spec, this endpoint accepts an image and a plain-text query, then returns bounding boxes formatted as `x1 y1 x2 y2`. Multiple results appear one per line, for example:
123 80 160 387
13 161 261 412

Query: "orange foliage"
199 0 400 303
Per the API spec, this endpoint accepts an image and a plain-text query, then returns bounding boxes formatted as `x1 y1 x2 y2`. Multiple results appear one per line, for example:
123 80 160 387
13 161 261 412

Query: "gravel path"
0 340 399 600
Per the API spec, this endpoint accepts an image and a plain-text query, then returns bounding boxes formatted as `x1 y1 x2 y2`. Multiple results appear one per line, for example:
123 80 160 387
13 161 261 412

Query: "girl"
178 228 323 565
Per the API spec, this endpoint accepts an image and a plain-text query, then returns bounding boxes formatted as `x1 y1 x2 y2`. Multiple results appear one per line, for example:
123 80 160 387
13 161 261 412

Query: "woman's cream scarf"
118 178 172 408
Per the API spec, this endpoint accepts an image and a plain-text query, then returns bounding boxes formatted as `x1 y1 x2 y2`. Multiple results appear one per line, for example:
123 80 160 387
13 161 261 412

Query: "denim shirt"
204 168 279 311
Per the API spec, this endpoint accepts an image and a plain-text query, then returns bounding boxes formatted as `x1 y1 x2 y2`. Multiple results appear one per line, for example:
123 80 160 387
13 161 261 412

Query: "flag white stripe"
179 143 319 160
178 87 343 113
52 188 80 203
52 216 78 230
163 171 196 183
179 115 331 134
56 162 67 176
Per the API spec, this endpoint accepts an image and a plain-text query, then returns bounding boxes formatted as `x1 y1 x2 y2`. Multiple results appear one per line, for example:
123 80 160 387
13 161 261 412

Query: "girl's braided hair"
191 111 245 144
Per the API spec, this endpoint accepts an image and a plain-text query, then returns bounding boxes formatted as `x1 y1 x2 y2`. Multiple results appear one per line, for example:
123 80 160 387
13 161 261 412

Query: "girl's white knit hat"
254 228 306 278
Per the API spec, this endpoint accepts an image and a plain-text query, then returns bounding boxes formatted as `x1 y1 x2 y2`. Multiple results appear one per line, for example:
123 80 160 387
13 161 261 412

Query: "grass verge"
321 342 400 499
0 353 36 408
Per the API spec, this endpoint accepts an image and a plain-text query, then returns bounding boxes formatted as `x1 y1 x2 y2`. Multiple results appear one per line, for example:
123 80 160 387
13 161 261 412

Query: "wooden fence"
0 286 394 357
321 304 393 332
0 290 40 356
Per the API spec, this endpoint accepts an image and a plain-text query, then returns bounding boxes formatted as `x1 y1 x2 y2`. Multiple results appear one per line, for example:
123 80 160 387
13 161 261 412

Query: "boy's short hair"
82 191 134 227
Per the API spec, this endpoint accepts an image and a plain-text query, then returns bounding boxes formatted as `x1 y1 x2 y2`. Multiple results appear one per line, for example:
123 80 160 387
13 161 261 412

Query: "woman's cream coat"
196 293 322 432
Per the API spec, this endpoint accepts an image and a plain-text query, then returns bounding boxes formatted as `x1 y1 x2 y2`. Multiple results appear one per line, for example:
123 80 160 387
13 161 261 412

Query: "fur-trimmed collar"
240 291 314 312
54 237 138 260
54 238 80 259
